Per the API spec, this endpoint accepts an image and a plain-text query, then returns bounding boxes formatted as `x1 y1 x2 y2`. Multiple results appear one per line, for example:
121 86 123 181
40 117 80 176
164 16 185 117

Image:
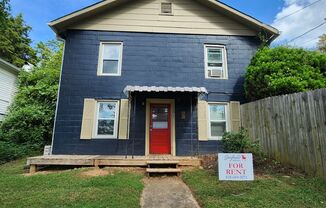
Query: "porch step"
146 160 181 176
146 168 181 173
146 161 179 165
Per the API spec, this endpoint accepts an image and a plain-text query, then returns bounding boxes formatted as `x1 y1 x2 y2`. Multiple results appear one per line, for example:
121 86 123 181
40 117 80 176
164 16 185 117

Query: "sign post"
218 153 254 181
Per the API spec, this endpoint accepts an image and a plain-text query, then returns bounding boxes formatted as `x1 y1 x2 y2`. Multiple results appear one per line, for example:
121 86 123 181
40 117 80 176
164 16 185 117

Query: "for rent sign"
218 153 254 181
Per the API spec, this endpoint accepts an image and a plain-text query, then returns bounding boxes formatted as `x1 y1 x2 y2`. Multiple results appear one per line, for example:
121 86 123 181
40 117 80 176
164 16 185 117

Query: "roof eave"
0 58 20 73
49 0 280 39
199 0 279 37
48 0 126 36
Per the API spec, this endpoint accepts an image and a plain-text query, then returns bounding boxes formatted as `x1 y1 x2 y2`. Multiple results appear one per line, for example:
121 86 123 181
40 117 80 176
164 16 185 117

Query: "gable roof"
49 0 279 41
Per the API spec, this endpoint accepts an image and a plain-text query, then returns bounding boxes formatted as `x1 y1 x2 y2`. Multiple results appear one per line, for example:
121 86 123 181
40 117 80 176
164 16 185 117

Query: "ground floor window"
94 100 119 138
208 103 229 140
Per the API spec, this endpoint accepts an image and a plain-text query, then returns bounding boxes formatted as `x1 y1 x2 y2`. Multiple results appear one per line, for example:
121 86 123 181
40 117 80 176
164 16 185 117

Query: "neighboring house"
0 58 20 121
49 0 279 156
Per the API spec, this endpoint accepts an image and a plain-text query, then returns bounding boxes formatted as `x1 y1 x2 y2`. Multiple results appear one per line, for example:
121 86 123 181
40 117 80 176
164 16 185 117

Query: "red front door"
150 104 171 154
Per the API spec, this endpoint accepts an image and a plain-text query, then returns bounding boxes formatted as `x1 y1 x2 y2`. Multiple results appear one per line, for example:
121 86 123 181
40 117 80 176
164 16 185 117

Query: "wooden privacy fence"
241 88 326 178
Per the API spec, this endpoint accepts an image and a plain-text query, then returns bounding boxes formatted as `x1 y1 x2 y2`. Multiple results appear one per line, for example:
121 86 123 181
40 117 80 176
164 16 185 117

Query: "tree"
245 47 326 101
318 34 326 53
0 40 63 164
0 0 37 66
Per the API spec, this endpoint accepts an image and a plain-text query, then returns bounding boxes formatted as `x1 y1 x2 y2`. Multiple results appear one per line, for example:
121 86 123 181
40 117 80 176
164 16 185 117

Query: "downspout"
50 38 66 155
197 93 200 156
190 93 193 156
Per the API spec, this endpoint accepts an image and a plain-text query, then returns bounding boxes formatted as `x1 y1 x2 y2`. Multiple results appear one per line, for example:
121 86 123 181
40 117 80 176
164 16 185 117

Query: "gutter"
0 58 21 74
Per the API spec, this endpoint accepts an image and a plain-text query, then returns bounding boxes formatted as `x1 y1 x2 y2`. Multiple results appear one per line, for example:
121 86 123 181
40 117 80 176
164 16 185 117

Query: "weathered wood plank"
26 155 201 168
29 165 37 174
241 89 326 179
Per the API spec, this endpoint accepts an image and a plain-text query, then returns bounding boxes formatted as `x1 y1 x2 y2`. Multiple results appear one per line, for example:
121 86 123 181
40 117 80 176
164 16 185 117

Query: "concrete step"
146 168 182 173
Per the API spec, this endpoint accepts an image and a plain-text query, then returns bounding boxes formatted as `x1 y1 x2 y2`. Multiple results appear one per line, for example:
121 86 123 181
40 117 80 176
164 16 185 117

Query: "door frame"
145 99 175 156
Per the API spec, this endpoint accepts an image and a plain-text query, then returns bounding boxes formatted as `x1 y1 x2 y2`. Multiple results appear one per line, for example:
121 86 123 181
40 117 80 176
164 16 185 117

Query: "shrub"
222 128 261 154
0 141 26 164
245 46 326 101
0 41 62 163
0 105 54 147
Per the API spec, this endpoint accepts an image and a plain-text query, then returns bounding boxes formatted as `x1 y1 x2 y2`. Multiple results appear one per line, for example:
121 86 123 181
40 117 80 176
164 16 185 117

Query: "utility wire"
287 20 326 44
274 0 323 22
301 36 320 45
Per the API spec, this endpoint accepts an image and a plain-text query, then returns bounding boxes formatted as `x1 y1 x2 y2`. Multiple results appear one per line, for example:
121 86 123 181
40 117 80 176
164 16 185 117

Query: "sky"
10 0 326 48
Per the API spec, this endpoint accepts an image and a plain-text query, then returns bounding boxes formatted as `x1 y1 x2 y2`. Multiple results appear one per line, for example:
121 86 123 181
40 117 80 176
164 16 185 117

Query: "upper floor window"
208 103 229 140
204 45 228 79
94 100 119 138
98 42 123 76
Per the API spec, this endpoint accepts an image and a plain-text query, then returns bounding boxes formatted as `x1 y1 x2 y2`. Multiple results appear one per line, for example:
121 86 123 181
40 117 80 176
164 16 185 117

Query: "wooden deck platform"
27 155 202 173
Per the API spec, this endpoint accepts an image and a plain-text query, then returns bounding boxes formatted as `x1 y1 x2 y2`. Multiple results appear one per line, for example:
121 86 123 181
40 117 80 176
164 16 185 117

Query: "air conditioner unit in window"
208 69 223 77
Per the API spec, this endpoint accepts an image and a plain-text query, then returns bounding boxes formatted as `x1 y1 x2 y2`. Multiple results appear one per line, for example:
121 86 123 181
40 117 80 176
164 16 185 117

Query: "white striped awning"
123 85 208 96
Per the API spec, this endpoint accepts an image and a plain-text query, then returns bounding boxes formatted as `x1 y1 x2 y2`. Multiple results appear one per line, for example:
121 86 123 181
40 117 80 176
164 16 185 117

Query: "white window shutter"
230 101 241 132
80 99 96 139
118 99 130 139
197 100 208 141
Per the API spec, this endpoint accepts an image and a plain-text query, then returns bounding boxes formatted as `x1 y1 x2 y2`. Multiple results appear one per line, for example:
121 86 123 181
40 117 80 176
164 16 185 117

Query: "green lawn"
0 159 144 208
183 169 326 208
2 159 326 208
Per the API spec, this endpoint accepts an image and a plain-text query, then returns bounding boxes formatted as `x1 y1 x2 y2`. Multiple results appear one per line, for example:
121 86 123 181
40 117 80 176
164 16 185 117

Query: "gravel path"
140 177 200 208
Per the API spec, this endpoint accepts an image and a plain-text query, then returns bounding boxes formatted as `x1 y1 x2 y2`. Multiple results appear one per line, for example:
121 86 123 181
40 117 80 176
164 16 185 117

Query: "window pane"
103 60 118 74
153 121 168 129
210 105 226 120
99 102 116 119
208 62 223 67
103 44 120 59
208 48 222 63
152 106 168 121
211 122 226 137
97 120 114 135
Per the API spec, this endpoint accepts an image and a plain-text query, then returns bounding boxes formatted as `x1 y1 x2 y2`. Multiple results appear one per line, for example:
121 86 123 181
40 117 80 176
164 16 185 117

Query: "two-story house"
49 0 279 157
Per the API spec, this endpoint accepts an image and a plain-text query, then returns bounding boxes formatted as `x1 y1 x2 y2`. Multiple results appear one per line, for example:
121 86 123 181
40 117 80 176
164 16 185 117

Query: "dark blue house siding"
52 30 259 155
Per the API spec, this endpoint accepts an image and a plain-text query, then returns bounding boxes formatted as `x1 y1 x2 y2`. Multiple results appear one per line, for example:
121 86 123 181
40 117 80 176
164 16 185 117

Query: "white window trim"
204 44 228 80
93 100 120 139
97 42 123 76
159 0 174 16
207 102 230 140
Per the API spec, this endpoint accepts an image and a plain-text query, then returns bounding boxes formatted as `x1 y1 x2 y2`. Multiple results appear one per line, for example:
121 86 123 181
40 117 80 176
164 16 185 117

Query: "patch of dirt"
254 156 306 177
198 154 217 170
80 168 112 177
106 167 145 173
79 167 145 177
198 153 306 178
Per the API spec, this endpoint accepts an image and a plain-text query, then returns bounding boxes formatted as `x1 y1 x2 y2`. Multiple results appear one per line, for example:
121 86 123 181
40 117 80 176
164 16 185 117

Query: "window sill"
91 137 118 139
205 76 228 80
159 13 174 16
208 137 223 141
97 73 121 77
